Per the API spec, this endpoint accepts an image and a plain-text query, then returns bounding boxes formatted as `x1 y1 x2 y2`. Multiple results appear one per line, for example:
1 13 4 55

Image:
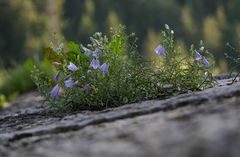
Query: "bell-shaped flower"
100 63 109 75
54 72 61 81
64 77 75 88
194 50 202 61
90 59 100 69
50 84 61 97
202 56 210 68
154 44 166 56
92 48 101 58
68 62 78 71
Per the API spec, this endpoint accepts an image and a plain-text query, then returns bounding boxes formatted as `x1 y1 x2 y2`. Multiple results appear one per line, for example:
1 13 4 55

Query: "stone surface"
0 79 240 157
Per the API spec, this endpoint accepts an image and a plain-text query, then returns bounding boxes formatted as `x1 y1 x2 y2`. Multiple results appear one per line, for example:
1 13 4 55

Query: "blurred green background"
0 0 240 106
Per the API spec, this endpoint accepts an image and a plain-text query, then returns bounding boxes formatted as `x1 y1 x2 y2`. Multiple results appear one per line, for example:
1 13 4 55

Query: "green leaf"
68 42 80 54
43 47 63 63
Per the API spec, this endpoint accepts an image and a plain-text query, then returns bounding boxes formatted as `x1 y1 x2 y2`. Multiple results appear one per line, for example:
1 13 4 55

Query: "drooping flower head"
155 44 166 56
194 50 210 68
194 50 202 61
68 62 78 71
100 63 109 75
90 59 100 69
92 48 101 58
54 72 61 81
202 56 210 68
64 77 75 88
50 84 61 97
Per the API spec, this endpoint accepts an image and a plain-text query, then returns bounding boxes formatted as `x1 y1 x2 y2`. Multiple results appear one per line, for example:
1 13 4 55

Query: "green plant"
31 25 215 111
0 94 8 109
0 60 35 97
0 59 54 104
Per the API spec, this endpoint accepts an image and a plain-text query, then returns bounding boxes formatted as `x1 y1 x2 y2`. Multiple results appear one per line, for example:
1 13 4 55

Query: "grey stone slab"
0 79 240 157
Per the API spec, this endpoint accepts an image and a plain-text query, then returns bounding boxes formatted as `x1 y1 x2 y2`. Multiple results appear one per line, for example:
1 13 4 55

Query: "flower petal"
54 72 61 81
194 50 202 61
64 78 75 88
90 59 100 69
202 56 210 68
50 84 61 97
68 62 78 71
100 63 109 74
154 44 166 56
92 48 101 58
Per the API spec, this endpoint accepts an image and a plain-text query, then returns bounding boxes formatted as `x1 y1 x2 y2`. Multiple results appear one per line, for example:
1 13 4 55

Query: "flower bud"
165 24 170 30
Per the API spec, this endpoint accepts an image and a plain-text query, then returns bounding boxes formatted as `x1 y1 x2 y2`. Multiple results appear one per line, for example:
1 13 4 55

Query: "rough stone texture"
0 78 240 157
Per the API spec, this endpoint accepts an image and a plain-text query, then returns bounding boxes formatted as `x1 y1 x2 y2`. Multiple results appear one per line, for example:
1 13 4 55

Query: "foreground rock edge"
0 81 239 146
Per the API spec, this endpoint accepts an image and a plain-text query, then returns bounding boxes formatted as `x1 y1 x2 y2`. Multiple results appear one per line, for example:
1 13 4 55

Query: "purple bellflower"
50 84 61 97
90 59 100 69
65 77 75 88
92 50 98 58
202 56 210 68
100 63 109 75
194 50 210 68
54 72 61 81
68 62 78 71
92 48 101 58
155 44 166 56
194 50 202 61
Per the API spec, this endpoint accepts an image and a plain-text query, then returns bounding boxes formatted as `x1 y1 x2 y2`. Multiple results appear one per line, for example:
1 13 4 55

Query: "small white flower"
171 30 174 34
165 24 170 30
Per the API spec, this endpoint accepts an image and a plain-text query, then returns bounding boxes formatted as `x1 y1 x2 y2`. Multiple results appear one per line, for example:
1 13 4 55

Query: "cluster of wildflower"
153 24 213 92
32 25 215 111
155 44 210 68
155 24 210 68
49 47 109 98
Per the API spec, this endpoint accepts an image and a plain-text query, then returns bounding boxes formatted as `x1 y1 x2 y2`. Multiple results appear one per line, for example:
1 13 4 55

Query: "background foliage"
0 0 240 70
